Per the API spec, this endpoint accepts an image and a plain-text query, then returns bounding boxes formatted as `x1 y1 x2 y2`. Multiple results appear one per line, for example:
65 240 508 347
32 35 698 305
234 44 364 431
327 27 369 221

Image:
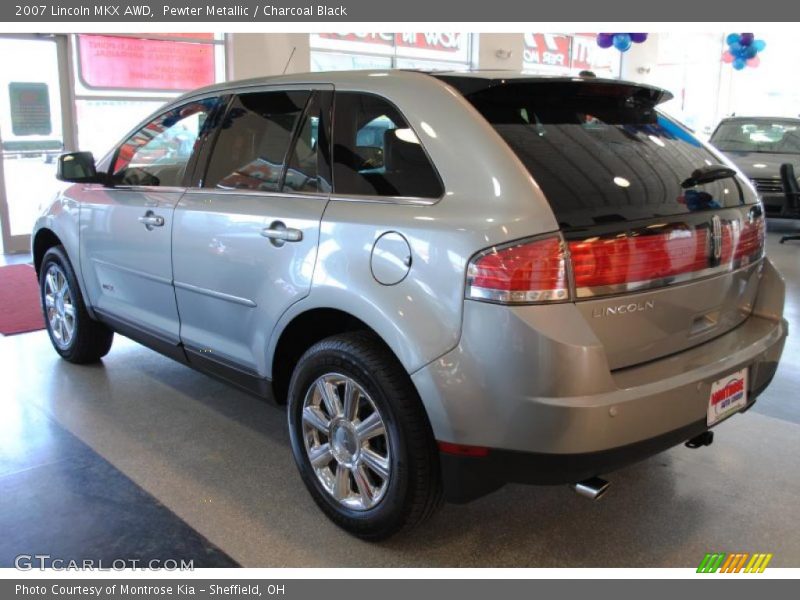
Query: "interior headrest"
383 129 430 171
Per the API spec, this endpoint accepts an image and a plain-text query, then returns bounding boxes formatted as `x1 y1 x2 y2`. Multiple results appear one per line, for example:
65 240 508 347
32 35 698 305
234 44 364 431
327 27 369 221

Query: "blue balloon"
613 33 632 52
744 45 758 59
753 39 766 52
733 57 747 70
729 41 744 55
726 33 741 45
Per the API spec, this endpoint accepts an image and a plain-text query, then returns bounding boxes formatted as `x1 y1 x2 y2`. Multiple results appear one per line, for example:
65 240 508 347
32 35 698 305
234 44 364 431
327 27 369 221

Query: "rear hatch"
442 76 766 370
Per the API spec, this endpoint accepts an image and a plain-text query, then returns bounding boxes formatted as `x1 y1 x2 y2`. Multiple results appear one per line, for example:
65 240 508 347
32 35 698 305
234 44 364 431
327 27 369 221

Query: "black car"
709 116 800 216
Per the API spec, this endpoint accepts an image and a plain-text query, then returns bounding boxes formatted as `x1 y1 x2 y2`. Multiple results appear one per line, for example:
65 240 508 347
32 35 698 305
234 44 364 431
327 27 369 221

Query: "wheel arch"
270 307 407 406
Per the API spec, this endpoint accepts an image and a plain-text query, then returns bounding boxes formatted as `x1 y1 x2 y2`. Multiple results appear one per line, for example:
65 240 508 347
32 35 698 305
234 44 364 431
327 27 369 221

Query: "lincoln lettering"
592 300 656 318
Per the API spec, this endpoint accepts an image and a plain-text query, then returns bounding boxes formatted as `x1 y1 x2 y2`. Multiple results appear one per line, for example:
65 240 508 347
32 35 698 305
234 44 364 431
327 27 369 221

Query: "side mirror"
57 152 102 183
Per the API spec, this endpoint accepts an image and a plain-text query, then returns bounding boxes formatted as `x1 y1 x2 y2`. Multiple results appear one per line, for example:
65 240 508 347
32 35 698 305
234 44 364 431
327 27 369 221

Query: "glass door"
0 35 72 254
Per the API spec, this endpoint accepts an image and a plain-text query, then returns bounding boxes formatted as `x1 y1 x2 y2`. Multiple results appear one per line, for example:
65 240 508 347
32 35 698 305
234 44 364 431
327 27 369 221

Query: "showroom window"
72 34 226 158
332 92 443 198
522 33 621 77
310 33 475 71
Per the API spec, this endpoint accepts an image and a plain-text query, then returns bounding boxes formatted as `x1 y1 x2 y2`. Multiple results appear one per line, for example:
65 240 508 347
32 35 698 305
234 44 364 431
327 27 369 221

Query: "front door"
0 35 73 254
172 87 333 377
78 98 221 344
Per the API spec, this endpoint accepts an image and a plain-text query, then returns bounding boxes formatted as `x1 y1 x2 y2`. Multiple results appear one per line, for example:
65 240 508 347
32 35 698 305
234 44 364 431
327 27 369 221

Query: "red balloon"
722 51 734 63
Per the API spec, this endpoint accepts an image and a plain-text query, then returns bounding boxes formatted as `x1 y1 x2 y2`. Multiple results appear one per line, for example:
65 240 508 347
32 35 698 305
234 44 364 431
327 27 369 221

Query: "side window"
112 98 218 187
283 91 333 194
204 90 310 191
332 92 443 198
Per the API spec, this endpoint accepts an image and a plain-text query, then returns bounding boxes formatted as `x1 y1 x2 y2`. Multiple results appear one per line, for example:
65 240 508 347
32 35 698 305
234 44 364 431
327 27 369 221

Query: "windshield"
710 119 800 154
451 80 753 228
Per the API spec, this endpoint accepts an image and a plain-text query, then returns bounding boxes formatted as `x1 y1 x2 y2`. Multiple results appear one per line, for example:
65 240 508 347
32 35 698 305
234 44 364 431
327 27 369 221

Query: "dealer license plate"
707 368 748 426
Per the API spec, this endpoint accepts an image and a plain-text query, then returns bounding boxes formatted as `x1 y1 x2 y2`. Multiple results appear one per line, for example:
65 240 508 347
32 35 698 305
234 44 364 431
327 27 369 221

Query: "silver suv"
34 71 788 539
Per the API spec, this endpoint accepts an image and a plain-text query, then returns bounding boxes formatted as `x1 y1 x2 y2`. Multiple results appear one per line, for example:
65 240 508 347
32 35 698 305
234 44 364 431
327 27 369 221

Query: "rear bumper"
439 362 779 503
412 259 787 502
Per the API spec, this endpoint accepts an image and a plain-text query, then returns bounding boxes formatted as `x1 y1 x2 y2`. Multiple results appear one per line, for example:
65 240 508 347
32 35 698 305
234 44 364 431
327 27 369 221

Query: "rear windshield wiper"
681 164 737 188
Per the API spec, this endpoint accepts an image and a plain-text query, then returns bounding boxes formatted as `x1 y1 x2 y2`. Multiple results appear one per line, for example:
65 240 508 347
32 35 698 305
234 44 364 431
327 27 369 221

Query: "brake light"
466 236 569 304
734 214 766 265
569 225 709 293
466 214 765 304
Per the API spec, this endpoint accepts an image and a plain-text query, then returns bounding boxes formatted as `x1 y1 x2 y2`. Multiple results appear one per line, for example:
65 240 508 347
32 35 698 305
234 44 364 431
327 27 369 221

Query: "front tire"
287 331 442 540
40 246 114 363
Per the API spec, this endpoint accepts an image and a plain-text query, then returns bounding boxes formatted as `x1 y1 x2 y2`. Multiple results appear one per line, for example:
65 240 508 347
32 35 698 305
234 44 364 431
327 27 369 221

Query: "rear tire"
287 331 442 540
39 246 114 364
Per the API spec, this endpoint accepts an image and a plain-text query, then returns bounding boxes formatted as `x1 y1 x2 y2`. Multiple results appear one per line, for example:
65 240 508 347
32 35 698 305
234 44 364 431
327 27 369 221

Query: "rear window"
454 80 752 228
710 119 800 154
332 92 443 199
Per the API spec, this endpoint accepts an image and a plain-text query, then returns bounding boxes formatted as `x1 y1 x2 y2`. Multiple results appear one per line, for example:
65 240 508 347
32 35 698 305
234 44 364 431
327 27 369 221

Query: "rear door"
172 86 333 377
454 79 766 370
78 98 221 344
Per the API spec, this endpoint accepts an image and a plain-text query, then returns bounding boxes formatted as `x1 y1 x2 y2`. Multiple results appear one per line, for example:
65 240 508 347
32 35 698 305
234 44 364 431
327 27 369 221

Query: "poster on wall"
8 82 52 136
77 34 215 91
523 33 619 76
311 33 470 62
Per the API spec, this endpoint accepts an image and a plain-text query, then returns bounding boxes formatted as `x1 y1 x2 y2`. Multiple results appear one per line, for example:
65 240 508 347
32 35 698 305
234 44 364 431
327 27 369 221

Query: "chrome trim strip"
328 192 439 206
181 188 328 201
180 187 438 206
173 280 257 308
90 258 172 286
575 256 763 299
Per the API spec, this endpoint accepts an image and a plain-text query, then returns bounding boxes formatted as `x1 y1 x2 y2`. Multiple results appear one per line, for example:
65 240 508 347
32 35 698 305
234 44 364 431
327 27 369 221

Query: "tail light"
466 236 569 304
466 213 765 304
734 214 766 265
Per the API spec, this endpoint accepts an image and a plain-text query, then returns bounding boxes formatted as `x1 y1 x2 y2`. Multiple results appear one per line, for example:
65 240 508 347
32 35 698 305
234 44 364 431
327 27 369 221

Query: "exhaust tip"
572 477 610 501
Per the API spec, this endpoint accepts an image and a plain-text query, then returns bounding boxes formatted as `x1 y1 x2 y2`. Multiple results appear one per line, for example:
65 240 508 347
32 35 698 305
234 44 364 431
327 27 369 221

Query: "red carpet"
0 264 45 335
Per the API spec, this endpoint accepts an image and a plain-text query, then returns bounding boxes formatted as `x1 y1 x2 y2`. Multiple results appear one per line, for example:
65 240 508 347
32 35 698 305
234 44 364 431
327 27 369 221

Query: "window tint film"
112 98 218 187
332 92 442 198
710 119 800 154
204 91 310 191
283 91 332 194
451 80 751 228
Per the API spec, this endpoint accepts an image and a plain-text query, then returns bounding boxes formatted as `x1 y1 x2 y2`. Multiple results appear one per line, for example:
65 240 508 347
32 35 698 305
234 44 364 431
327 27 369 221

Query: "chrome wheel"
44 264 75 349
301 373 391 511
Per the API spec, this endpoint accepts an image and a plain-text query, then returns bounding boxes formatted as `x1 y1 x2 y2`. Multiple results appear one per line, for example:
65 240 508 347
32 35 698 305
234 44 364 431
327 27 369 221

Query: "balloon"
596 33 613 48
747 56 761 68
744 45 758 59
613 33 632 52
726 33 741 45
753 39 766 51
630 33 648 43
740 32 755 46
733 57 747 70
729 42 744 56
722 51 734 63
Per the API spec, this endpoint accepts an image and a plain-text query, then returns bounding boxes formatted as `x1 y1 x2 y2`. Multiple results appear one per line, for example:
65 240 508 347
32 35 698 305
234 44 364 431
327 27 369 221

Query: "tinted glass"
112 98 218 187
204 91 310 191
457 81 751 228
332 92 443 198
710 119 800 154
283 91 332 194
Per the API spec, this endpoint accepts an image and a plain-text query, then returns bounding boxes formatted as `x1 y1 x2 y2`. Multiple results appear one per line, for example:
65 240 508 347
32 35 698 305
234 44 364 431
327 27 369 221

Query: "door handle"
260 222 303 246
138 212 165 230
